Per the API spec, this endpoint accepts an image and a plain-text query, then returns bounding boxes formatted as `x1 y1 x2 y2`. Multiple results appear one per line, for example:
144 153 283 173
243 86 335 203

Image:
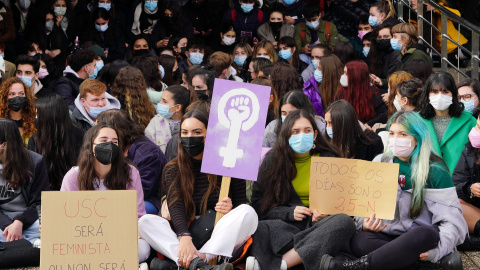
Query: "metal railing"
396 0 480 80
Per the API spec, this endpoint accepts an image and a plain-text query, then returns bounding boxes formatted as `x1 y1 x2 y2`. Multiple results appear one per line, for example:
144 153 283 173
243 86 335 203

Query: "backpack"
299 20 331 45
231 9 263 24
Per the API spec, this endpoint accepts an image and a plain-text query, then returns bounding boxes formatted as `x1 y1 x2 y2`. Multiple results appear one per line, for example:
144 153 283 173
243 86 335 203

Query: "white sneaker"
32 238 41 248
246 256 260 270
139 262 149 270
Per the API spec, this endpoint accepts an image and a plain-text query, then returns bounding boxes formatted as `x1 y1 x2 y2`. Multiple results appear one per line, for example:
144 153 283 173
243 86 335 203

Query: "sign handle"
214 176 231 225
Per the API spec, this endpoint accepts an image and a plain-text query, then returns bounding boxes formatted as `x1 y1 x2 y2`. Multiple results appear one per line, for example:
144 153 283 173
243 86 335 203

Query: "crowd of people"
0 0 480 269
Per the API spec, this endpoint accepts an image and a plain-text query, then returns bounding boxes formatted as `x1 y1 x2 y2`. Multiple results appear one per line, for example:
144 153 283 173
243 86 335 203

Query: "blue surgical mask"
289 133 314 154
390 39 402 51
314 70 323 83
98 3 111 11
17 75 33 87
88 66 98 79
189 52 204 65
145 1 157 11
283 0 295 4
462 100 476 112
96 60 104 71
363 47 370 57
159 65 165 79
311 59 319 70
234 56 247 66
326 126 333 138
368 15 379 27
156 103 175 118
306 20 319 29
240 3 254 13
95 23 109 32
87 104 109 118
281 115 286 122
279 49 292 60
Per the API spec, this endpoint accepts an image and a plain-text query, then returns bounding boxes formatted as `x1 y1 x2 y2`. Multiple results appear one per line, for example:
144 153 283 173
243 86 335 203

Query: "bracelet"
177 233 192 240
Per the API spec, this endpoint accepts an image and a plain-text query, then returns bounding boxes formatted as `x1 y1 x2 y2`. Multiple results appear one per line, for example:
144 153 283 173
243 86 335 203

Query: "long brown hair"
110 66 156 129
0 77 36 141
166 109 217 221
270 63 301 100
318 55 344 109
76 123 132 191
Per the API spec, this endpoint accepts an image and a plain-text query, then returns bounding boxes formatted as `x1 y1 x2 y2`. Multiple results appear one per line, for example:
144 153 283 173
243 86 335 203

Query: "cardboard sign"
40 191 138 270
201 79 271 181
309 157 399 220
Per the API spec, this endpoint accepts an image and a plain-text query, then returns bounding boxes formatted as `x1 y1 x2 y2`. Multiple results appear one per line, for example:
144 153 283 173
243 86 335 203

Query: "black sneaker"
188 257 233 270
150 257 176 270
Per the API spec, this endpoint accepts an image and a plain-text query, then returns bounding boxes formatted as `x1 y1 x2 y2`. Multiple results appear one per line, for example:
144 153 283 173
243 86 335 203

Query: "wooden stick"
209 176 231 265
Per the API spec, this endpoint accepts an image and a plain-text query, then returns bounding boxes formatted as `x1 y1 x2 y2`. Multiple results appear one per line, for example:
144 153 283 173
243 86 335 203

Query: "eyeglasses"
458 94 477 101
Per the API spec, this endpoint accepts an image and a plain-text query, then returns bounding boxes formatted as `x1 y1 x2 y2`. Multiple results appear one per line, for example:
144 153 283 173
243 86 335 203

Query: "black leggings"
350 226 440 270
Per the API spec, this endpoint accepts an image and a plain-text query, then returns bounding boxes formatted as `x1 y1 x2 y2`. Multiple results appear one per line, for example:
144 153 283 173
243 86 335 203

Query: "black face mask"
165 16 174 24
7 96 27 112
133 49 149 56
196 90 209 101
376 39 391 51
270 21 282 32
180 136 205 157
94 142 119 165
180 47 187 54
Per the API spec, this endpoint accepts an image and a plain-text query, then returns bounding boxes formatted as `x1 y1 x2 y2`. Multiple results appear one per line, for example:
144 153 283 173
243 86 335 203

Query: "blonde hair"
387 71 414 117
253 41 278 63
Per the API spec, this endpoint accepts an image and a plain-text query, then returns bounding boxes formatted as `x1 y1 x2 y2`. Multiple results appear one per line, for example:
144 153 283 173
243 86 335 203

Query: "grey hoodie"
355 154 468 263
72 92 121 127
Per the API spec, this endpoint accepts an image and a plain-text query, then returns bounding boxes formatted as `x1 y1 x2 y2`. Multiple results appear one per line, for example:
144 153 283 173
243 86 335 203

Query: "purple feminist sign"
201 79 270 181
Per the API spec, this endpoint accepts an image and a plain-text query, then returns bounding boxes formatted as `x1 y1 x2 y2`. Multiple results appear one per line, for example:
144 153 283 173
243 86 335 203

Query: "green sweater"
292 153 319 206
394 157 453 190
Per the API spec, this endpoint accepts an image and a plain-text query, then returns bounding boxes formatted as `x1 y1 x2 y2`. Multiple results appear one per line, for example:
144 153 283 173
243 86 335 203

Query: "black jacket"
323 0 373 39
0 151 50 230
355 130 384 161
54 73 84 109
81 22 126 62
452 142 480 203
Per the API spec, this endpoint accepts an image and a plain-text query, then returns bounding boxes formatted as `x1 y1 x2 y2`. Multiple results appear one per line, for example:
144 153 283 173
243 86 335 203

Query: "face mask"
390 38 402 51
98 3 112 11
144 1 158 11
180 136 205 157
283 0 295 4
281 115 286 122
19 0 31 9
196 90 209 101
270 21 283 32
189 52 204 65
95 23 109 32
314 70 323 83
362 47 370 57
358 30 369 40
468 128 480 148
389 137 415 158
234 56 246 66
340 74 348 87
94 142 119 165
133 49 149 56
156 103 175 118
306 19 319 30
54 7 67 17
240 3 254 13
29 53 36 57
222 36 236 46
279 49 292 60
429 94 452 111
87 103 109 118
7 96 27 112
289 133 314 154
96 61 104 71
17 75 33 87
326 126 333 138
368 15 379 27
377 39 391 51
462 99 476 112
87 65 98 79
393 96 404 111
159 65 165 79
311 59 319 70
38 68 49 79
45 21 54 32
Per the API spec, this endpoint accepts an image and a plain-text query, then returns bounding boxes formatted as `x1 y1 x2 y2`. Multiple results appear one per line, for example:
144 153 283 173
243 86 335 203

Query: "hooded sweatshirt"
72 92 121 131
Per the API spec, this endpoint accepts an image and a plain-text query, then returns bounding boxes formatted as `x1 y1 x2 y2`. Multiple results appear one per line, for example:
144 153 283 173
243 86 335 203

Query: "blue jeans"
0 219 40 243
144 201 159 215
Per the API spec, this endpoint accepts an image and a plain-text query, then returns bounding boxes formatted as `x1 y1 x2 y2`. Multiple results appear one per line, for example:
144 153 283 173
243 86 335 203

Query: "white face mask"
54 6 67 17
340 74 348 87
393 96 404 111
222 36 235 46
429 94 452 111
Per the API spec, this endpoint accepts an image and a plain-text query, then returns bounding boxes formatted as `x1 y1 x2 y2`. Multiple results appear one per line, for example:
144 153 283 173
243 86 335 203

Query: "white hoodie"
73 92 121 126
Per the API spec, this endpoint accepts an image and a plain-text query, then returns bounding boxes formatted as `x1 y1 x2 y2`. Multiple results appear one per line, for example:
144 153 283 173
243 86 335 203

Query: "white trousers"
138 204 258 265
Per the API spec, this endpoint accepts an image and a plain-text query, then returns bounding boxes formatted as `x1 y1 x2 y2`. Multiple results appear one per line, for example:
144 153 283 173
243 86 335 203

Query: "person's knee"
138 239 151 263
138 214 168 234
329 213 356 232
413 226 440 245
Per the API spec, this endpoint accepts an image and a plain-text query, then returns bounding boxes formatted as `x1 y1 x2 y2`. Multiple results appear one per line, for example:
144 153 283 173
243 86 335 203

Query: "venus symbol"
218 88 260 168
